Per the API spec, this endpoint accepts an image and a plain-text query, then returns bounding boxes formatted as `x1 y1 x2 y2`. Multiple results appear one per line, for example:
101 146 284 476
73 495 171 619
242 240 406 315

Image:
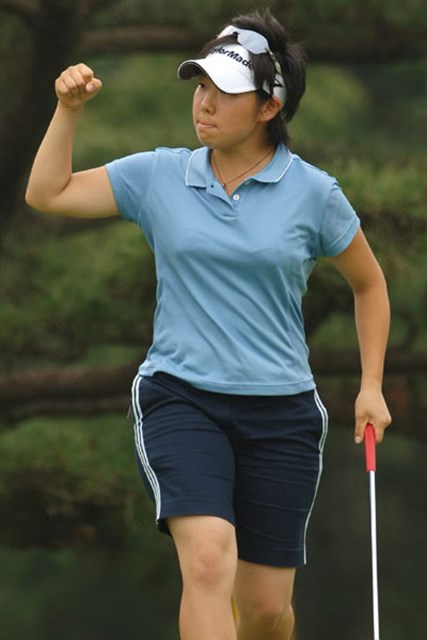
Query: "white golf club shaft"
368 469 380 640
364 423 380 640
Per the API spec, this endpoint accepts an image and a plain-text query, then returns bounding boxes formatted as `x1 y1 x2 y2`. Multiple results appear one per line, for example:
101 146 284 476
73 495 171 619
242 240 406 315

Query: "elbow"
354 272 390 312
25 182 43 211
353 262 388 297
25 174 74 215
355 276 388 302
25 184 55 214
24 185 36 209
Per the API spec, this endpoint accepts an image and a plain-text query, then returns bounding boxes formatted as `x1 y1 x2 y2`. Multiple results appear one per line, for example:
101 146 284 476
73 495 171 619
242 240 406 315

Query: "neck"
211 143 275 193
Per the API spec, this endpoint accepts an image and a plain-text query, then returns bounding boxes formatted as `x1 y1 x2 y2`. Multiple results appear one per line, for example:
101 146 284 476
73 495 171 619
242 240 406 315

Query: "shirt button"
233 194 240 201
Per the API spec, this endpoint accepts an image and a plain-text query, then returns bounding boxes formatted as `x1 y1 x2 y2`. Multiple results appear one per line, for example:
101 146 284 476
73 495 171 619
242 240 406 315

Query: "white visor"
178 44 257 95
178 42 286 104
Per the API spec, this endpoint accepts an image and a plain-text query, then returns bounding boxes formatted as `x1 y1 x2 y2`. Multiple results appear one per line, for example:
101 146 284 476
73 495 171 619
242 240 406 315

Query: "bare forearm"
353 274 391 443
354 272 390 389
25 102 83 210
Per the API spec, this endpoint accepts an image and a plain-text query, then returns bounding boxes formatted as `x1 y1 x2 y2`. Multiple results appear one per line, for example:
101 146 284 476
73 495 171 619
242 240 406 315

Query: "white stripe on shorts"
131 375 162 523
302 389 329 564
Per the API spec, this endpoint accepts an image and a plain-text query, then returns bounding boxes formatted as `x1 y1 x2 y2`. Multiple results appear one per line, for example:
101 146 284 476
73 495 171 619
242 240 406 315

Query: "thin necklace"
211 147 274 189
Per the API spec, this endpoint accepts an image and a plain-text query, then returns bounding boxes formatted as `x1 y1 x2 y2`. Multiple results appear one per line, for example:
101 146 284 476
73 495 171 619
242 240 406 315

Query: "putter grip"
364 423 376 472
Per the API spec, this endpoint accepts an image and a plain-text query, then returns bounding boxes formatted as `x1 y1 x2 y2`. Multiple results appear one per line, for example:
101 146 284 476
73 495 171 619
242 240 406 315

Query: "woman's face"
192 76 268 152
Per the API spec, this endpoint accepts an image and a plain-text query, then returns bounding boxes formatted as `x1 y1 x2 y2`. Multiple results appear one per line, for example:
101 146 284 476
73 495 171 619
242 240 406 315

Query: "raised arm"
25 64 118 218
328 228 392 444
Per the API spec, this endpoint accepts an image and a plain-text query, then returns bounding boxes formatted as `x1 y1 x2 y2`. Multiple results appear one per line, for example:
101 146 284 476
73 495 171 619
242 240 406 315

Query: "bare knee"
240 599 293 631
187 544 234 590
170 516 237 592
235 562 296 638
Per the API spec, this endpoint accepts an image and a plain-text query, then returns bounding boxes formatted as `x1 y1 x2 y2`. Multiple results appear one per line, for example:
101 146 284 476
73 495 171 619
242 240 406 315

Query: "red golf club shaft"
364 423 380 640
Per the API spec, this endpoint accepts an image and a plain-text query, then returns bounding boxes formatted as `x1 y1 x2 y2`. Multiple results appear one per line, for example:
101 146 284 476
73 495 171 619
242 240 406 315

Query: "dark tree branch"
0 361 138 404
0 0 38 26
1 350 426 406
0 350 426 438
303 27 427 63
80 26 199 56
77 0 116 21
309 349 427 375
79 25 427 62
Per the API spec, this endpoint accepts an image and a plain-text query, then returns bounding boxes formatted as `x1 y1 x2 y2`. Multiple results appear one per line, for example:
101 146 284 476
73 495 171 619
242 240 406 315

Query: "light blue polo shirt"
106 144 360 395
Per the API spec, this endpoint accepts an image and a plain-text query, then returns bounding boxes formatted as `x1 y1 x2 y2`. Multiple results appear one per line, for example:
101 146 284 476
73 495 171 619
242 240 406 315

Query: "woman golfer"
26 9 391 640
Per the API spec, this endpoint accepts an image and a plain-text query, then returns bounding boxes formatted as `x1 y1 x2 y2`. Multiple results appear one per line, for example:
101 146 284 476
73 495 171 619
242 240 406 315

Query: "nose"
200 86 216 112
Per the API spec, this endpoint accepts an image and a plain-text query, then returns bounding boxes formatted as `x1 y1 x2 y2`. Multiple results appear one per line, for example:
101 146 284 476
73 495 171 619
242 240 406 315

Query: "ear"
259 96 282 123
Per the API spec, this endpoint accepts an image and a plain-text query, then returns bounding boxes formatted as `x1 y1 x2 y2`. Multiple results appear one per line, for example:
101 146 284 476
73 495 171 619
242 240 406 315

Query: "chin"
195 130 215 147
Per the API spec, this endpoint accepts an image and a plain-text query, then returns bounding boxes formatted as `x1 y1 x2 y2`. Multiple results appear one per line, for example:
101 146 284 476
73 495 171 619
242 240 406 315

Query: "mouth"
196 120 216 130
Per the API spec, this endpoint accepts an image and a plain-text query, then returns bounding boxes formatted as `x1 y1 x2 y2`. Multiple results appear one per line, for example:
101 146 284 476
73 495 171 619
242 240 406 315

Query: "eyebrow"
195 75 229 95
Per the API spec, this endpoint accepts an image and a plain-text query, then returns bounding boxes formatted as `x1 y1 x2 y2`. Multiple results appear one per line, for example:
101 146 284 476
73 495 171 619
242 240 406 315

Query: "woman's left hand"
354 387 392 444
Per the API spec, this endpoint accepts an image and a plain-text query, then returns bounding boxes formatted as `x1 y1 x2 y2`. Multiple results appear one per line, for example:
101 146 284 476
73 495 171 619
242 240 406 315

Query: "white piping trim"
271 152 294 183
185 149 199 186
131 375 162 523
186 148 293 186
302 388 329 564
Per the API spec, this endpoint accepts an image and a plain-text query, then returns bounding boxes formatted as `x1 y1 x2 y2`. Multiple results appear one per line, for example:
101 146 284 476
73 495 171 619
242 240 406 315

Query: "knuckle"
78 62 93 77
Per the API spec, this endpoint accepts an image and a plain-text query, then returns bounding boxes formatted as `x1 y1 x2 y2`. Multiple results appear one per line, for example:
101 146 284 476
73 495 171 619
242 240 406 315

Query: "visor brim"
177 57 257 95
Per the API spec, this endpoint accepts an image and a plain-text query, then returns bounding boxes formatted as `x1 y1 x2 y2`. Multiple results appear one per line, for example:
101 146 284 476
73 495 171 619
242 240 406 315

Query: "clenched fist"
55 63 102 110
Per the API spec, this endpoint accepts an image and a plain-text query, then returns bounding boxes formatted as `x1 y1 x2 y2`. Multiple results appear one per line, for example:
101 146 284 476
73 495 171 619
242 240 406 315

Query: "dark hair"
198 9 307 148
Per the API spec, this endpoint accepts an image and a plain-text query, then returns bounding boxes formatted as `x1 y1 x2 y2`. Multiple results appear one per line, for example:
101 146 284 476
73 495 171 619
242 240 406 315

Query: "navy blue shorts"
130 372 328 568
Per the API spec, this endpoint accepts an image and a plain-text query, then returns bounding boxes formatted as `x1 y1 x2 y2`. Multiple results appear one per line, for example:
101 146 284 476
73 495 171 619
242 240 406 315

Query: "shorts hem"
157 502 236 535
237 543 306 569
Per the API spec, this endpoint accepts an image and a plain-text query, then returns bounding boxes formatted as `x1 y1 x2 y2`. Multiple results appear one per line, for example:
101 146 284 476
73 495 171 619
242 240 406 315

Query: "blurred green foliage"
0 544 181 640
0 414 134 495
1 221 155 365
74 55 198 164
0 414 138 547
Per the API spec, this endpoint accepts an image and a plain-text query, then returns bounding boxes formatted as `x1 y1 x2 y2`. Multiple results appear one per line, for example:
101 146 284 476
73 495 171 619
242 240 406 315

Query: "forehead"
193 73 231 97
195 74 257 100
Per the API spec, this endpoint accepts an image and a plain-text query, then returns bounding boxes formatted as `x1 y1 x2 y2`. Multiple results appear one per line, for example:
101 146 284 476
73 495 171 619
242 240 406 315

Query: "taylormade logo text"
209 46 253 69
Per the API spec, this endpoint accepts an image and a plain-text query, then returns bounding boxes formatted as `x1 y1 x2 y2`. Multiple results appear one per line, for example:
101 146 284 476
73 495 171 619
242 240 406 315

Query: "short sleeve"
318 182 360 257
105 151 156 225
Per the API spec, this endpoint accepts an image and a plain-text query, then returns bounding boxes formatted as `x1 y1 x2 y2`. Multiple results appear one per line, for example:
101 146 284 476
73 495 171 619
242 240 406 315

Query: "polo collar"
185 144 293 188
